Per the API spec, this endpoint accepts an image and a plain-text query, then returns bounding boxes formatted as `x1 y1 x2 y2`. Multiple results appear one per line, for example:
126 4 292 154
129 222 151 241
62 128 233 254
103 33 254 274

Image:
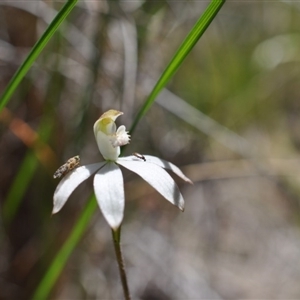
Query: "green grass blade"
32 195 98 300
2 116 54 224
0 0 78 111
130 0 226 134
3 151 38 223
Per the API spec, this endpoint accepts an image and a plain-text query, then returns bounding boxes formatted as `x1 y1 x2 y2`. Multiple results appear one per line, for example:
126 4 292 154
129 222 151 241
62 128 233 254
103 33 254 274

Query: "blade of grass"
32 195 98 300
2 117 55 224
0 0 78 111
2 37 67 224
33 0 226 298
3 151 39 224
130 0 226 134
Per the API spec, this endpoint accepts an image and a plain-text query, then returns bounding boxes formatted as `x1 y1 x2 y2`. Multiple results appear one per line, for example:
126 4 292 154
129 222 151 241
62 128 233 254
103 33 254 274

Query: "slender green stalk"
32 195 98 300
112 227 131 300
3 114 55 224
129 0 226 134
0 0 78 111
3 151 38 223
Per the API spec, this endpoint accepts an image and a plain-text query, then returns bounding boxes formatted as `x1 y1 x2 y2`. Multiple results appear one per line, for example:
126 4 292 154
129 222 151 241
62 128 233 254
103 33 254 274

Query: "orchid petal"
118 155 192 184
93 162 124 230
110 125 130 147
53 163 105 214
117 160 185 211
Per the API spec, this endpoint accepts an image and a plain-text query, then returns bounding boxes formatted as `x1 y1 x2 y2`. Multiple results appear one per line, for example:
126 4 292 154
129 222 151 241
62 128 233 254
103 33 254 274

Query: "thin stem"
0 0 78 111
112 227 131 300
32 195 98 300
129 0 226 136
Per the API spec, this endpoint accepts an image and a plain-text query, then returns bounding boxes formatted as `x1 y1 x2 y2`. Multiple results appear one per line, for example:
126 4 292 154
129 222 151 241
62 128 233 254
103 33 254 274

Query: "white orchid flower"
53 109 192 230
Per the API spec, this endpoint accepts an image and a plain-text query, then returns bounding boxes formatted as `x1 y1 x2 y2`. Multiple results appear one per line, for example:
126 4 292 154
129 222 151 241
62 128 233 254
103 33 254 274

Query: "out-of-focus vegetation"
1 1 300 299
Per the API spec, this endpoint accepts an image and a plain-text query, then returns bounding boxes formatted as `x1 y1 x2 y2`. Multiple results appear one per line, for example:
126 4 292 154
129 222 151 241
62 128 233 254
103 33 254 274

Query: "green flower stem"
0 0 78 111
112 227 131 300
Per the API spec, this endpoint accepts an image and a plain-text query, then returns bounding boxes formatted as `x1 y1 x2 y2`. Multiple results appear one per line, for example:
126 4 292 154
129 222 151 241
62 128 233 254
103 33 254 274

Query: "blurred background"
1 0 300 299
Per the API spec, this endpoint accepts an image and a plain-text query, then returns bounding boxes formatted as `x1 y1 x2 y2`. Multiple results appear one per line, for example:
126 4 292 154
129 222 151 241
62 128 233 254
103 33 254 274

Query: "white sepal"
53 163 105 214
118 155 192 184
144 155 193 184
117 160 185 211
93 162 125 230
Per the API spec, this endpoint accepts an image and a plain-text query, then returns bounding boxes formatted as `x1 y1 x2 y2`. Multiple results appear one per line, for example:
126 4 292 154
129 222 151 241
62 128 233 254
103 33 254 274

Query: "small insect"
132 152 146 161
53 155 80 179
